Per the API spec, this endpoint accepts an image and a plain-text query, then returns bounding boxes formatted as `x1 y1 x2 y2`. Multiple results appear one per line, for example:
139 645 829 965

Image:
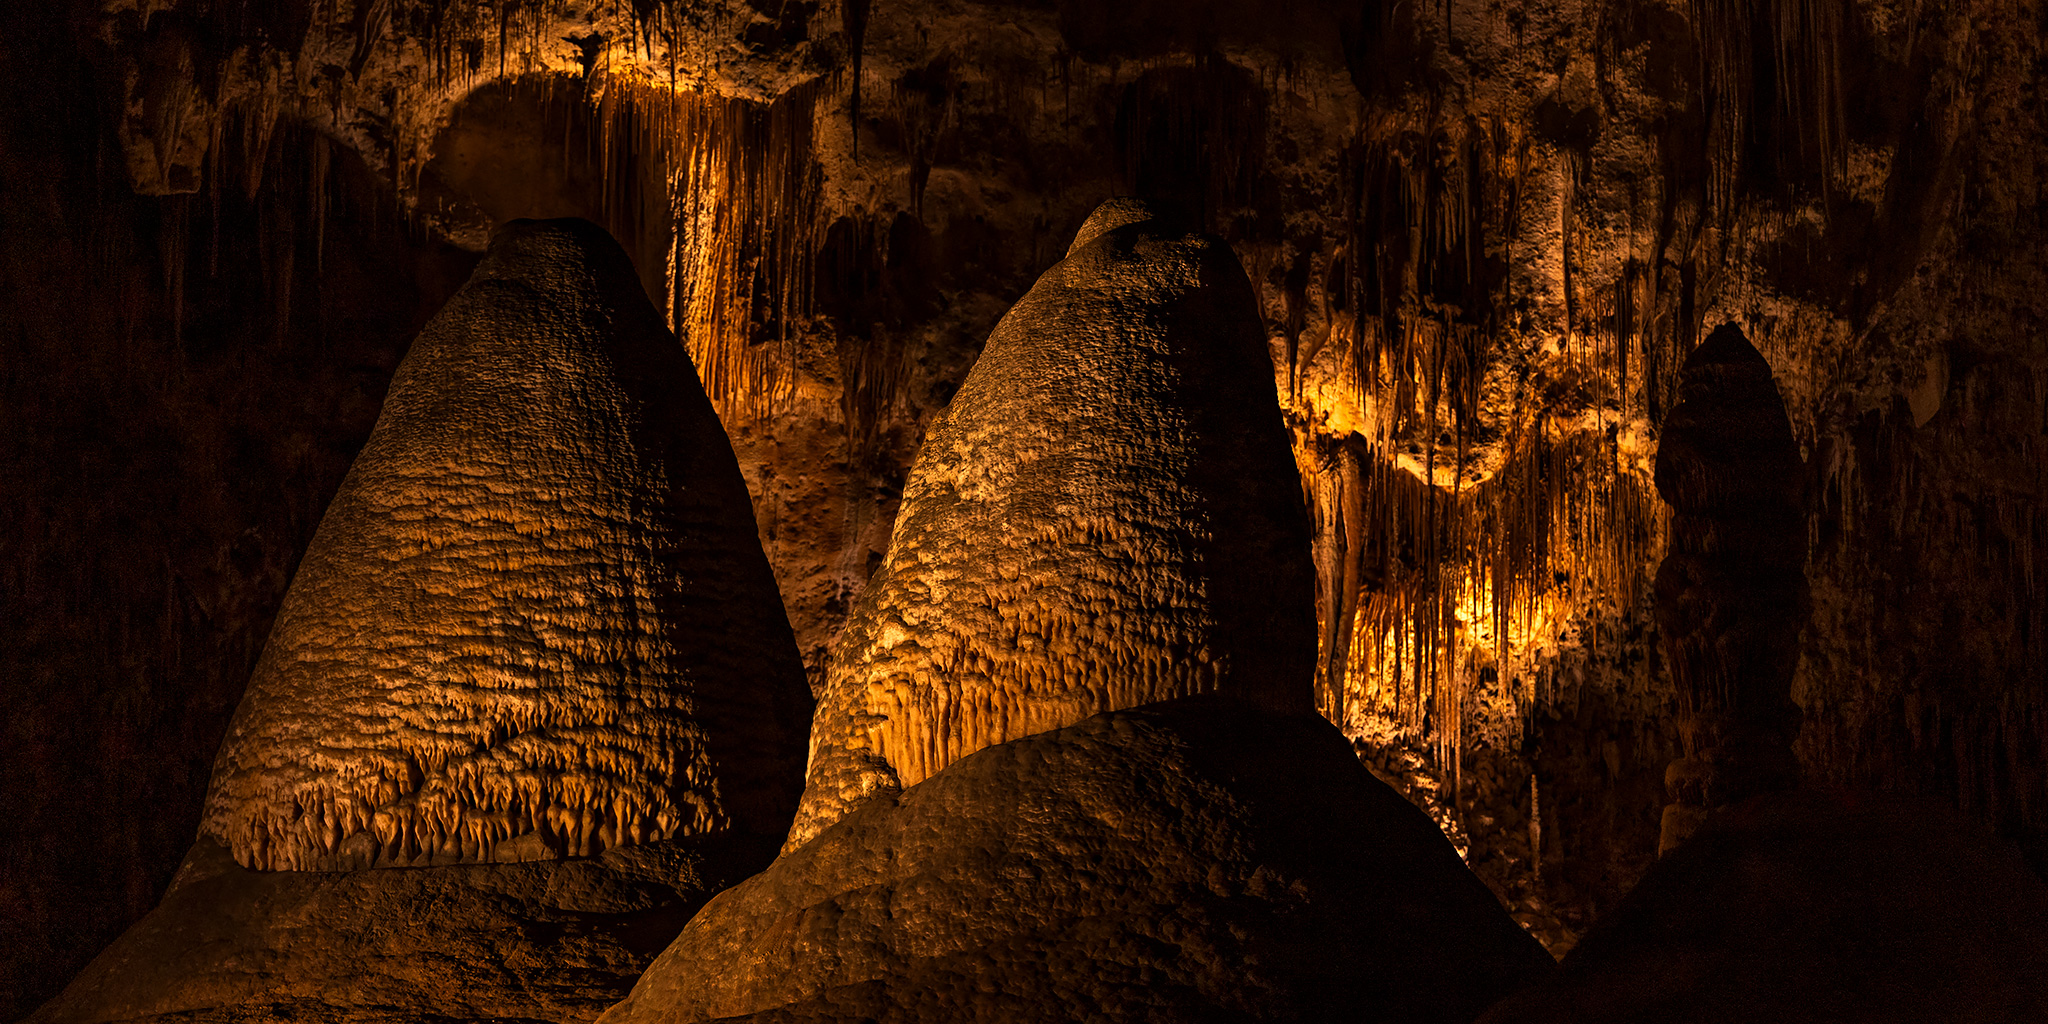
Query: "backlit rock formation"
200 217 813 871
1477 792 2048 1024
603 697 1554 1024
786 199 1316 848
1652 325 1807 853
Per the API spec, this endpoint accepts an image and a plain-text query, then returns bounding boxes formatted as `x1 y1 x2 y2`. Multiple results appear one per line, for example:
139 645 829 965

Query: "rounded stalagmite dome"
200 217 814 872
786 198 1316 849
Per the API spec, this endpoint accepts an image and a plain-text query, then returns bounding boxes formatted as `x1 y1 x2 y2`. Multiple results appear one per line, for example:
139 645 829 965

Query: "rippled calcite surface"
786 199 1316 849
201 217 813 872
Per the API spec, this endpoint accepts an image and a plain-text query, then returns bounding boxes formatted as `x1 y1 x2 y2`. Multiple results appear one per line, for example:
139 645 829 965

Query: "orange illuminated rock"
200 217 813 872
787 198 1315 849
25 218 813 1024
602 697 1555 1024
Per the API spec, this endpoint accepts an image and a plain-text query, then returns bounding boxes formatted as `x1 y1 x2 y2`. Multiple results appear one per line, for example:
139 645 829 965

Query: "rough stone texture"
1651 324 1808 852
200 217 814 872
20 217 813 1024
786 200 1316 849
14 0 2048 1006
1476 790 2048 1024
603 697 1554 1024
24 833 773 1024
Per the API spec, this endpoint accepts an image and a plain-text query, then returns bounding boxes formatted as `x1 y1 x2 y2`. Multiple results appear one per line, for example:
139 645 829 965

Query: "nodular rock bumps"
27 218 814 1024
786 198 1319 850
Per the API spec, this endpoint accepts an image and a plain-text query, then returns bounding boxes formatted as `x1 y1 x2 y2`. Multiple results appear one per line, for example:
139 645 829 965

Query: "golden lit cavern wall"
5 0 2048 1009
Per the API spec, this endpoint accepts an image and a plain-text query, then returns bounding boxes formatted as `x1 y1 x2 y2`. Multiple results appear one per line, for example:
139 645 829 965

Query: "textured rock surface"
23 217 813 1024
201 217 813 871
787 200 1315 848
25 834 773 1024
1477 791 2048 1024
13 0 2048 1008
604 697 1554 1024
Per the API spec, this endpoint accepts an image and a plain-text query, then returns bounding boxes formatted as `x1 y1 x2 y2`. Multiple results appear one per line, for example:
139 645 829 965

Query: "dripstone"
787 198 1316 850
28 217 812 1024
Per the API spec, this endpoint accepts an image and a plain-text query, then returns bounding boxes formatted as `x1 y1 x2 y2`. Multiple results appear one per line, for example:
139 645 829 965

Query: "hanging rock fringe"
1299 118 1667 779
593 79 822 423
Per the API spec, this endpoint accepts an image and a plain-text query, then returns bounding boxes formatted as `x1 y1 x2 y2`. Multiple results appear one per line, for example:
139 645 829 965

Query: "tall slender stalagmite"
1653 324 1807 854
203 216 815 870
786 198 1316 849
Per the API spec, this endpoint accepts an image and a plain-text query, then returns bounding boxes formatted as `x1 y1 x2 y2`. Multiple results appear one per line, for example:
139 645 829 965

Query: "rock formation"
786 199 1316 849
26 217 813 1024
604 697 1555 1024
202 217 813 871
1651 325 1808 853
1476 791 2048 1024
25 834 775 1024
12 0 2048 1004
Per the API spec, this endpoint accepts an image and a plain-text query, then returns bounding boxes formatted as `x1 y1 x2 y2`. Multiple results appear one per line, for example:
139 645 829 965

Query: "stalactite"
572 77 825 422
1689 0 1847 215
843 0 874 159
1297 112 1674 792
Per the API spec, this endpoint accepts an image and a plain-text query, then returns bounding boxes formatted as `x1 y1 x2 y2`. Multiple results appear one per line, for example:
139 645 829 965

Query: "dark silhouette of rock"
604 697 1555 1024
788 199 1316 850
27 218 812 1024
1652 324 1807 854
1477 791 2048 1024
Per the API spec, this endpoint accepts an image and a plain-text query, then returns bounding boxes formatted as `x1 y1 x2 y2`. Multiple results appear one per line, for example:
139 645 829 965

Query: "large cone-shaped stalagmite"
28 218 813 1024
788 199 1315 848
602 698 1555 1024
204 218 813 871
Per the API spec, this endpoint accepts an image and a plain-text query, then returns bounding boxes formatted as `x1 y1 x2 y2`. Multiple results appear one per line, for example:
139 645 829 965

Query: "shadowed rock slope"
602 697 1556 1024
1477 791 2048 1024
28 217 813 1024
788 199 1315 849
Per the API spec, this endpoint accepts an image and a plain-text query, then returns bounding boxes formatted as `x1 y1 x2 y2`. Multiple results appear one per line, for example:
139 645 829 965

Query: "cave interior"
5 0 2048 1021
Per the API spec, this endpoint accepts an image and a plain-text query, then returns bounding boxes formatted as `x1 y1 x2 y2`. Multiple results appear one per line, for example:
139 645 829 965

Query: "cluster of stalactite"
613 81 822 418
1284 112 1682 779
107 0 830 423
1801 365 2048 849
1296 416 1662 776
93 0 2048 860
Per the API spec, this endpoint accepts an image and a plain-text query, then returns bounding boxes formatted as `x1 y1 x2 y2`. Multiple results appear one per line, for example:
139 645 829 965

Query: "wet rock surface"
605 697 1554 1024
1477 791 2048 1024
788 200 1315 849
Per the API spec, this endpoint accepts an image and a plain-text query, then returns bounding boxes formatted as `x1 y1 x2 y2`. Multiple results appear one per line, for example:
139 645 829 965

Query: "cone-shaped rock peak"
202 217 813 871
787 199 1315 849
